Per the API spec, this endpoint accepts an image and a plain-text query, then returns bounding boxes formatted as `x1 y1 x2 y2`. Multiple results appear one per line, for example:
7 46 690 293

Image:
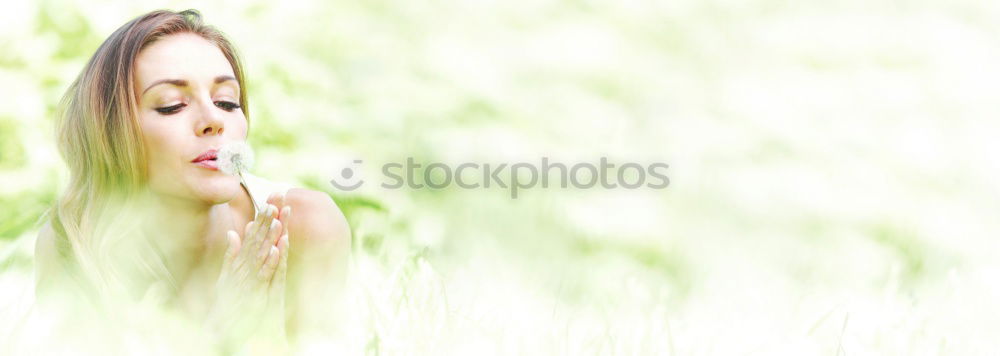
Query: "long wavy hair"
47 9 250 302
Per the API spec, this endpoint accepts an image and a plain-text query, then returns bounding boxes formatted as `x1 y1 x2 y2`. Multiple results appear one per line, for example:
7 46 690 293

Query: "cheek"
228 115 249 139
140 117 186 176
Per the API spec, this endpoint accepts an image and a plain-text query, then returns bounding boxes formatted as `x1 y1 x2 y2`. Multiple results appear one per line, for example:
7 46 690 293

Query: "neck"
129 185 253 287
132 189 225 281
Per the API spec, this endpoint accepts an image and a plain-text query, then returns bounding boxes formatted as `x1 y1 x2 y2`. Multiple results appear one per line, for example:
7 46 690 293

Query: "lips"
192 148 219 170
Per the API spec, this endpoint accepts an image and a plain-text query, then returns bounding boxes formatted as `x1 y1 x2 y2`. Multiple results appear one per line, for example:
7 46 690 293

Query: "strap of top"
240 172 296 216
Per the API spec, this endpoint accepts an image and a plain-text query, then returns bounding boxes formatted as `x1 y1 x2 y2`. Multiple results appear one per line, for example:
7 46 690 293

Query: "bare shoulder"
284 188 351 250
34 221 58 268
34 221 67 294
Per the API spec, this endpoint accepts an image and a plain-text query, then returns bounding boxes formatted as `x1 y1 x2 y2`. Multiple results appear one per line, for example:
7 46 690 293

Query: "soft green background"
2 0 1000 354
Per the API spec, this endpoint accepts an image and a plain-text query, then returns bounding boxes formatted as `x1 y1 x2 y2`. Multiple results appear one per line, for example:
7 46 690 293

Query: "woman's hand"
205 194 292 352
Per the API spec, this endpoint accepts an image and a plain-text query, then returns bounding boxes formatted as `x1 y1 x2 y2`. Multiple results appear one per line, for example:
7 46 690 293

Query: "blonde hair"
47 9 250 302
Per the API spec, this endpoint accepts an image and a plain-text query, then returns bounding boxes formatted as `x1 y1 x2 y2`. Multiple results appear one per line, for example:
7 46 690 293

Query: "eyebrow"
141 75 238 95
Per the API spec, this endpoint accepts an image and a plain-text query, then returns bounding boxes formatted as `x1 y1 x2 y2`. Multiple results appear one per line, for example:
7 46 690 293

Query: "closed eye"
215 101 241 111
155 103 185 115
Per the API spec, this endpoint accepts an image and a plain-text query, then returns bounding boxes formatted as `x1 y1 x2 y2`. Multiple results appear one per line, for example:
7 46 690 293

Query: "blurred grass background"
3 0 1000 354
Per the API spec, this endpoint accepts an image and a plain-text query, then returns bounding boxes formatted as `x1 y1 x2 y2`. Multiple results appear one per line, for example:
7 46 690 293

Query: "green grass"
3 0 1000 354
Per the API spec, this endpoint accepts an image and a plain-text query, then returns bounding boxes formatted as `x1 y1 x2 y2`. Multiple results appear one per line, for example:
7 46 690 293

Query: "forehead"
134 33 236 90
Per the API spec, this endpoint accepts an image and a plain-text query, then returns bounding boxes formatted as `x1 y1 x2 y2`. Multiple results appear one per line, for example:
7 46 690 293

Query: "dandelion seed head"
217 141 255 176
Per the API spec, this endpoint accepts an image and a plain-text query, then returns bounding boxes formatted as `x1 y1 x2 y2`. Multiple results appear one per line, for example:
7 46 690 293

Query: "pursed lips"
192 148 219 170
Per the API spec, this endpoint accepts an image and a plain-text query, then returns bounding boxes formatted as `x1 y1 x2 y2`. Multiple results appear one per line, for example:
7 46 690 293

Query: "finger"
248 204 277 254
278 206 292 238
239 221 257 261
224 230 241 266
258 245 280 281
258 204 278 234
258 219 282 263
243 221 254 240
257 198 274 219
270 234 289 296
267 192 286 213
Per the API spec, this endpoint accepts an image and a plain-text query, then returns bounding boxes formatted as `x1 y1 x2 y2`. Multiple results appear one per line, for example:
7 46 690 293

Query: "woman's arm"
281 188 352 339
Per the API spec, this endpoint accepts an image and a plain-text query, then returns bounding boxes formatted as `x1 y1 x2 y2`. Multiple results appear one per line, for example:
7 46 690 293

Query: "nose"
195 99 225 136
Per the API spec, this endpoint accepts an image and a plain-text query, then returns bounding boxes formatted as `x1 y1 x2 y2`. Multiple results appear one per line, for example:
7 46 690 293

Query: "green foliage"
1 0 998 353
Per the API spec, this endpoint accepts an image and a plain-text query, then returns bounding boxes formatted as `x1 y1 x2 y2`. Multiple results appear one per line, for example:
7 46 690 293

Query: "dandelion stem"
238 171 261 216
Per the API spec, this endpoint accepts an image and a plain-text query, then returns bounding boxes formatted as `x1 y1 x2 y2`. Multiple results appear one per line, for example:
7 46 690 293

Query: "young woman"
33 9 350 352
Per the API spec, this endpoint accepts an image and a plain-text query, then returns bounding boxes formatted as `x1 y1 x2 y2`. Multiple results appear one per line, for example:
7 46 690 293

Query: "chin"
193 175 243 204
148 169 243 205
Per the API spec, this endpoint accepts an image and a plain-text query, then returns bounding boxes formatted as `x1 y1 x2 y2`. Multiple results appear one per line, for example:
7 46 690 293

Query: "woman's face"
134 33 247 205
